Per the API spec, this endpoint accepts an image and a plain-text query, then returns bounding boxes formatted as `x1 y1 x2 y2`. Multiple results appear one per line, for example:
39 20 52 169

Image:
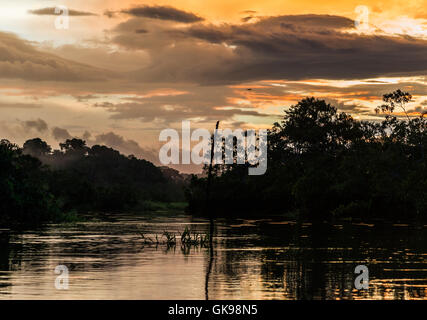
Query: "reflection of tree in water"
0 224 148 279
204 218 214 300
204 221 426 300
0 231 14 292
263 223 426 300
0 231 10 270
1 218 425 299
0 231 26 272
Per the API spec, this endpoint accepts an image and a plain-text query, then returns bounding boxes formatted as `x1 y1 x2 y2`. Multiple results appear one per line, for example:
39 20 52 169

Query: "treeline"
186 91 426 222
0 138 185 226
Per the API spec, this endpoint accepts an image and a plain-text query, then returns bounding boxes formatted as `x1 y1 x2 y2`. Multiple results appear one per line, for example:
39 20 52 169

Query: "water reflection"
0 214 425 300
205 218 215 301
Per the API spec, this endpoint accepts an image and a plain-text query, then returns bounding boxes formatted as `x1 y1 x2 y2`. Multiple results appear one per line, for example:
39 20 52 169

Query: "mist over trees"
186 91 426 222
1 137 186 226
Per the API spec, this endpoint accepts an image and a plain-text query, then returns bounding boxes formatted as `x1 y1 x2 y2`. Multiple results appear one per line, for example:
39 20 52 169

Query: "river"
0 212 425 299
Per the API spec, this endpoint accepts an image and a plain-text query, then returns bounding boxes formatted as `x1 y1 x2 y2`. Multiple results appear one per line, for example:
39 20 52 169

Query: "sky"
0 0 426 172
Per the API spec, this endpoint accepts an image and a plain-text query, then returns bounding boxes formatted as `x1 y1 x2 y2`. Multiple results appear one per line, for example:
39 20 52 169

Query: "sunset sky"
1 0 427 172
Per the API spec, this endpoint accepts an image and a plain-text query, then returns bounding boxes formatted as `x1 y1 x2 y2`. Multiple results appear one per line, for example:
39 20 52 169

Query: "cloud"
82 131 91 140
121 5 204 23
52 127 72 141
23 118 48 132
28 7 97 16
323 99 370 114
0 101 42 109
93 131 202 172
74 94 97 102
241 10 257 14
406 106 427 115
93 85 273 123
2 11 426 132
111 18 183 50
111 14 427 84
0 31 113 82
40 42 149 73
104 10 117 18
96 101 271 122
93 131 158 164
241 16 256 23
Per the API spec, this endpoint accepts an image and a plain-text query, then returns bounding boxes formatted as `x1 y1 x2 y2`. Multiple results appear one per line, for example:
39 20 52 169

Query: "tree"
59 138 88 159
23 138 52 157
186 92 426 221
375 89 412 120
276 97 361 154
0 140 58 225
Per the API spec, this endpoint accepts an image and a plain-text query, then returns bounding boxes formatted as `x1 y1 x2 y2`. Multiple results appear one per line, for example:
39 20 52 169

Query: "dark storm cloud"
111 14 427 84
121 5 204 23
29 7 97 16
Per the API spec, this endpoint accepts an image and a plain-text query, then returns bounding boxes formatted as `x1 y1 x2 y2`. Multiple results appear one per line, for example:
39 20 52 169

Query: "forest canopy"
186 91 426 222
1 90 425 226
0 137 185 226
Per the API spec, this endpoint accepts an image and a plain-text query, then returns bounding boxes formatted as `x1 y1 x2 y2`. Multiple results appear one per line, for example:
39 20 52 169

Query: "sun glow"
0 5 28 19
377 17 427 38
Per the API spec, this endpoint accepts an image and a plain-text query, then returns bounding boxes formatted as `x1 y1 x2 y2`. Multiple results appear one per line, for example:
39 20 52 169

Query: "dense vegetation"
1 90 425 225
0 138 185 226
187 91 426 222
0 140 59 225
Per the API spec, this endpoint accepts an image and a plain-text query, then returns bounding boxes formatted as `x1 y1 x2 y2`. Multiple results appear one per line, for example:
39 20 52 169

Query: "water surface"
0 213 426 299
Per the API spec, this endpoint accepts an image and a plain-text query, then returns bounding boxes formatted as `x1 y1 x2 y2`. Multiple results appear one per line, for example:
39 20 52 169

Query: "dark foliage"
186 92 426 221
0 140 58 225
1 138 185 226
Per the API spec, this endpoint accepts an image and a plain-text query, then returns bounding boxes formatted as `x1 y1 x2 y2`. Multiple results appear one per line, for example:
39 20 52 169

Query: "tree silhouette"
187 92 426 221
23 138 52 157
375 89 412 120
